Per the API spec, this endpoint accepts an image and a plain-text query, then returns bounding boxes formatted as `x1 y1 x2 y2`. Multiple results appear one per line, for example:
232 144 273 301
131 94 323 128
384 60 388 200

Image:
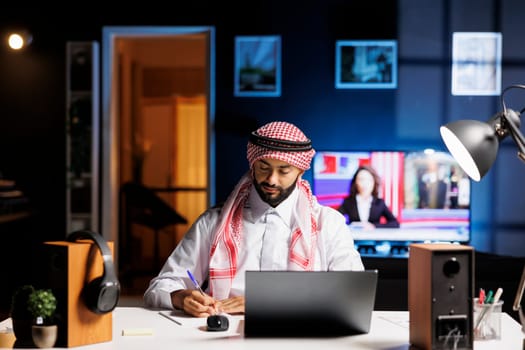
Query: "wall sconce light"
439 84 525 333
6 30 32 51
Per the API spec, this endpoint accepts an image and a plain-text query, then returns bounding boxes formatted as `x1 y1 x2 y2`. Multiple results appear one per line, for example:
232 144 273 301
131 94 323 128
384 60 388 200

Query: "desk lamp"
439 84 525 334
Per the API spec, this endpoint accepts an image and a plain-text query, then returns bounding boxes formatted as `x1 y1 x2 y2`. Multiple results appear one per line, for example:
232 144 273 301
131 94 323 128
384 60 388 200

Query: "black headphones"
66 230 120 314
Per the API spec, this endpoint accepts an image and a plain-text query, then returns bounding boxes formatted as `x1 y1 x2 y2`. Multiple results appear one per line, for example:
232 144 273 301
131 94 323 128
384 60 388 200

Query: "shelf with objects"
0 177 30 223
65 42 99 233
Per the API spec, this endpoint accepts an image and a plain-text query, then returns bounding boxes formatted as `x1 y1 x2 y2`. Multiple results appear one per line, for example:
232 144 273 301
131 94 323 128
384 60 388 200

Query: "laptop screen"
244 270 378 337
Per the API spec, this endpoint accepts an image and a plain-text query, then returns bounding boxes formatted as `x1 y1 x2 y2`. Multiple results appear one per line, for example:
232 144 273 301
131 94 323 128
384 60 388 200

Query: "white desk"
1 308 523 349
84 308 525 349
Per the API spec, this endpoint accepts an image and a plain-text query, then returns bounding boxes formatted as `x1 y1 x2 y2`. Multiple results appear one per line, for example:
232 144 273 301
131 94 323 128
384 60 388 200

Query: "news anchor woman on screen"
338 165 400 230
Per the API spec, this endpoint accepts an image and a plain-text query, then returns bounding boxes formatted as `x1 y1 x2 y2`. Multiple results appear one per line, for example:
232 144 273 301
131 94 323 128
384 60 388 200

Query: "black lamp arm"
500 84 525 162
502 109 525 162
500 85 525 332
513 264 525 332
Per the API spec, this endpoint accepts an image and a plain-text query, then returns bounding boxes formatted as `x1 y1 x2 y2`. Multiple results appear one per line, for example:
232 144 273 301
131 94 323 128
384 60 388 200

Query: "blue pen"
187 270 224 315
186 270 205 296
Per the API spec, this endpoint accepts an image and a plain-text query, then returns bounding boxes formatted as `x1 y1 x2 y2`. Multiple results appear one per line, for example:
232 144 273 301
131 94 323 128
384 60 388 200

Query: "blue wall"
213 0 525 257
0 0 524 258
397 0 525 256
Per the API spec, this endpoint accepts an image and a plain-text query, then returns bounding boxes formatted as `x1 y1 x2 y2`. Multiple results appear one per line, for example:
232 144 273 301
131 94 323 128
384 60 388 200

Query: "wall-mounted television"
312 150 471 258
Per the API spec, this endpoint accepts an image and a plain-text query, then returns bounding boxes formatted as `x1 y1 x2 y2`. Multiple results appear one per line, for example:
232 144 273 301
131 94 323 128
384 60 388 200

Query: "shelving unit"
65 41 99 233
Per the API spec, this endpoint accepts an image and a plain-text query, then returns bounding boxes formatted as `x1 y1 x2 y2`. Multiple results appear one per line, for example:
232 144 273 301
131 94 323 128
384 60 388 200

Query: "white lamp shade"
440 119 499 182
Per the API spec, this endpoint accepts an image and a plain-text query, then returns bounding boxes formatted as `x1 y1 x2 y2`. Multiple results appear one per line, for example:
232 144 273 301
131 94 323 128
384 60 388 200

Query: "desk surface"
1 308 523 349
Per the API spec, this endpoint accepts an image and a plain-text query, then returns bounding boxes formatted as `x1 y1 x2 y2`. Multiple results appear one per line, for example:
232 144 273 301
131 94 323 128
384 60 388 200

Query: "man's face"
252 158 304 207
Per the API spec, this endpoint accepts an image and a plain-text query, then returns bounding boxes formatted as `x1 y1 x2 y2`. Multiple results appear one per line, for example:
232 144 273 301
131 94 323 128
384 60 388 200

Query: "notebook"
244 270 378 337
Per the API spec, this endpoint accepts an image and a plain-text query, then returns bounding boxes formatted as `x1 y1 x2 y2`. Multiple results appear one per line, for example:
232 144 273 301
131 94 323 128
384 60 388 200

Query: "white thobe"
144 186 364 309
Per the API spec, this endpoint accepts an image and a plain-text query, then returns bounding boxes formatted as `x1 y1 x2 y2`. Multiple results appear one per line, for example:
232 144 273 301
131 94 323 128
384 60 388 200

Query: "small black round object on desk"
207 314 229 331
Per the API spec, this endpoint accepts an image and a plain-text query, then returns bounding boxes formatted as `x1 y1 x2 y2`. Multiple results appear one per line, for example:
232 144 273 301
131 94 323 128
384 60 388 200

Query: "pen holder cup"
473 298 503 340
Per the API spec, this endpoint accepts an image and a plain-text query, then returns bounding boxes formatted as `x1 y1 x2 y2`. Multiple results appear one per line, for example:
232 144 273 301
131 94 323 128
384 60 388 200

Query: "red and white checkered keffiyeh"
208 122 319 300
247 121 316 170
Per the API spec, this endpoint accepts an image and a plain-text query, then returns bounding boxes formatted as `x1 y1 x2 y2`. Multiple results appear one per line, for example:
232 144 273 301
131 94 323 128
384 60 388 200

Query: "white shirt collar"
248 184 298 225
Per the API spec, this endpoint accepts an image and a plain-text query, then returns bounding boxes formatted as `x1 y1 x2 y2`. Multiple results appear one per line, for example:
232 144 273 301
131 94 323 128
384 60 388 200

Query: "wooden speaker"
408 243 474 350
40 240 114 347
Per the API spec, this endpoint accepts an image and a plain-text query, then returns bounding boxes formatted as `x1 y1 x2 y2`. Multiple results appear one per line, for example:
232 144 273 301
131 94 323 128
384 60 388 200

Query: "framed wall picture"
451 32 502 96
234 35 281 97
335 40 397 89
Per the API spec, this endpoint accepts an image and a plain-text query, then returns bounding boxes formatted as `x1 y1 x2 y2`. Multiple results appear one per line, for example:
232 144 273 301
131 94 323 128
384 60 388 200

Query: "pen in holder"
473 297 504 340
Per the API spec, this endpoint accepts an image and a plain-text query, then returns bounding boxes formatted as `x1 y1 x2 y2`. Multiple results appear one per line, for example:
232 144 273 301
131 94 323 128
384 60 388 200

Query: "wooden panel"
44 241 113 347
136 95 208 254
409 243 474 350
142 67 206 97
173 95 207 188
408 243 433 349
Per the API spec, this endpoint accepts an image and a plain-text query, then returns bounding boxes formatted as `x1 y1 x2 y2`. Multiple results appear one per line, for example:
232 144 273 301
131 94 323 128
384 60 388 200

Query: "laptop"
244 270 378 337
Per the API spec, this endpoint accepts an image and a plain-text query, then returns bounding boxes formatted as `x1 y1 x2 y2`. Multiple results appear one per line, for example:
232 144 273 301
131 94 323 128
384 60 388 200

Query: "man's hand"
219 296 245 315
171 289 219 317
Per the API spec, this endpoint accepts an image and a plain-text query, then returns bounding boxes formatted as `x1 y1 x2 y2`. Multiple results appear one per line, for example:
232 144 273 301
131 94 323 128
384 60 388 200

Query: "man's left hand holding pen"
171 288 246 317
170 288 221 317
168 270 221 317
169 270 246 317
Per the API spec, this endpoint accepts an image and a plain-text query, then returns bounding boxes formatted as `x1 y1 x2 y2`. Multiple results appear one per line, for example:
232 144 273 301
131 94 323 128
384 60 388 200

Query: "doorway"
101 26 215 287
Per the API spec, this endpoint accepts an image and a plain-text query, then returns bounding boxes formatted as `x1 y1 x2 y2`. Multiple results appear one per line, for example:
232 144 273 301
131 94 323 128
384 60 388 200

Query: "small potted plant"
27 289 58 348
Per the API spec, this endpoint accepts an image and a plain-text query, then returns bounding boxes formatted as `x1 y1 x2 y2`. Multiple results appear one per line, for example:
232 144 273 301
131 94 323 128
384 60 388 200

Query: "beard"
253 177 298 207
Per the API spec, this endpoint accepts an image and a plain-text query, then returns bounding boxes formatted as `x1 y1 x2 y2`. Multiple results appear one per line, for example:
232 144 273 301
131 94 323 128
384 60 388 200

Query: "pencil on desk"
159 311 183 325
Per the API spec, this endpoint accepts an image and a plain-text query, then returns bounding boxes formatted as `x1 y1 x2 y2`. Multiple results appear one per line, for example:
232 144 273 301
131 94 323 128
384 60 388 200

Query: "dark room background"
1 0 525 312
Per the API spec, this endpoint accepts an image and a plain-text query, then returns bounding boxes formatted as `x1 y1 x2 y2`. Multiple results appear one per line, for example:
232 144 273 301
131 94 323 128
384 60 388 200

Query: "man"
143 121 364 316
